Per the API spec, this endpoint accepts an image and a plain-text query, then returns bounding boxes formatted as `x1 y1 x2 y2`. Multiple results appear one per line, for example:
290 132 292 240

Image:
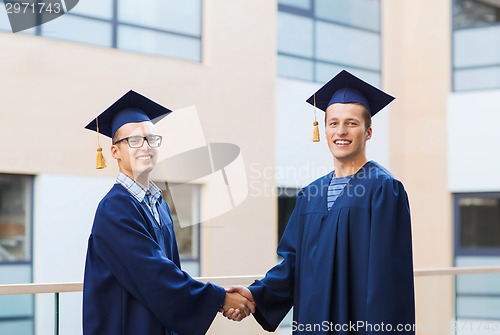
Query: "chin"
142 165 155 174
133 163 156 175
329 148 349 158
332 152 355 162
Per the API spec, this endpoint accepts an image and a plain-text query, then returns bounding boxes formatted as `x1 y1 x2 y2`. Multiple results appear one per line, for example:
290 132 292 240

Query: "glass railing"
2 268 500 335
277 266 500 335
414 266 500 335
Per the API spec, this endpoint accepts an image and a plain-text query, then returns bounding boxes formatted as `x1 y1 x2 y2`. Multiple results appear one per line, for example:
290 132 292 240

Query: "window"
276 187 300 332
0 174 34 334
277 0 381 84
278 187 299 242
453 0 500 91
0 175 32 262
156 181 200 275
453 191 500 326
454 0 500 29
454 193 500 255
0 0 202 62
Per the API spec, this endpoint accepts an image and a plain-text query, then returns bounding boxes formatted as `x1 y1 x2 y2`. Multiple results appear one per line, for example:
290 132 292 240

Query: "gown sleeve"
366 178 415 334
249 190 304 331
90 193 226 335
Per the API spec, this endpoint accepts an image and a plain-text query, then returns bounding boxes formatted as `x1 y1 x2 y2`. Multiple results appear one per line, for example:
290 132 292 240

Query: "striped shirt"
116 172 162 225
327 173 352 210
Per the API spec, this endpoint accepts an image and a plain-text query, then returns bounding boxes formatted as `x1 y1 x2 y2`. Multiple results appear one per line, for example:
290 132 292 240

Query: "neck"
333 156 368 178
135 176 150 189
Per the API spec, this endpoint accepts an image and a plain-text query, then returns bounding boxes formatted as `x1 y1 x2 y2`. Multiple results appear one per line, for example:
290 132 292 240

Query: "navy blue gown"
249 161 415 334
83 183 225 335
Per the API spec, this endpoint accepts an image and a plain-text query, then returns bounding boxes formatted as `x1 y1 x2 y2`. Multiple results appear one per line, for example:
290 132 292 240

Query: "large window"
156 181 201 276
0 175 32 262
277 0 381 85
454 193 500 255
0 0 202 62
453 0 500 91
278 187 299 242
454 192 500 324
0 174 34 335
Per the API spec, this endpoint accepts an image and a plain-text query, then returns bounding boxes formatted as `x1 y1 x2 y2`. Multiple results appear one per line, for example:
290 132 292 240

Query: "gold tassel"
312 120 320 142
95 117 106 169
312 94 320 142
96 146 106 169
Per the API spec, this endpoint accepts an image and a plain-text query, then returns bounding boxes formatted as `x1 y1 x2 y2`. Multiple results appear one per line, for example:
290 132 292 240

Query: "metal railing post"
55 292 60 335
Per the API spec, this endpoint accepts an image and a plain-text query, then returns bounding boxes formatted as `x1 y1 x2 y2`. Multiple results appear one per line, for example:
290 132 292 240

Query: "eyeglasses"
113 135 163 148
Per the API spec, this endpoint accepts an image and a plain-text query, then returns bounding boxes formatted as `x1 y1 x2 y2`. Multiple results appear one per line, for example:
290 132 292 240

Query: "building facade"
0 1 277 334
1 0 500 334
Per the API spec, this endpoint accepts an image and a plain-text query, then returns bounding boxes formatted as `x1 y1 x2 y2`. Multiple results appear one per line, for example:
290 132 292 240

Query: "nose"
337 123 348 135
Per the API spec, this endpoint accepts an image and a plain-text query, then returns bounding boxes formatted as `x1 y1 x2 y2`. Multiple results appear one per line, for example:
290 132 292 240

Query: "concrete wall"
383 0 454 332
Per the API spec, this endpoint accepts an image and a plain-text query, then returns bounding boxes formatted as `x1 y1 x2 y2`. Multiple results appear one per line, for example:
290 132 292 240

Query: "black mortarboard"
85 90 172 169
85 90 172 139
306 70 395 116
305 70 395 142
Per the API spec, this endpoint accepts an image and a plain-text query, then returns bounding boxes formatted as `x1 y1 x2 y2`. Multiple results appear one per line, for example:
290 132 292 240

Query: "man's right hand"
221 286 255 321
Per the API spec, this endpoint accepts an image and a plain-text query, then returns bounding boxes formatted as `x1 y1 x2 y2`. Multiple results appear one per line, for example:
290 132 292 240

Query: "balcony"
1 267 500 335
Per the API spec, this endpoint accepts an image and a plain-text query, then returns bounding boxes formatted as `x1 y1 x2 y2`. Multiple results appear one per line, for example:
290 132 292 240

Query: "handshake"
220 285 256 322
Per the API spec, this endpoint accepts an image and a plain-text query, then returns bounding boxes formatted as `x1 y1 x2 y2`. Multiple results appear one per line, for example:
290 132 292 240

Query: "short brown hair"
357 103 372 130
112 128 121 145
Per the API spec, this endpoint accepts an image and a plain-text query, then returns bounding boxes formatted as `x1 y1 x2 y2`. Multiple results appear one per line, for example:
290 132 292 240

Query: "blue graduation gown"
83 183 225 335
249 161 415 334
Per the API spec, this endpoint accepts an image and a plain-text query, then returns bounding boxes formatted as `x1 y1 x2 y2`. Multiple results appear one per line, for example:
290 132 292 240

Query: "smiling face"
325 102 372 169
111 121 157 187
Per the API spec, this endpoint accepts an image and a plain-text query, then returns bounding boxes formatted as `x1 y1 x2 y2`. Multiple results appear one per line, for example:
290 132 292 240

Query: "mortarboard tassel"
312 121 320 142
96 146 106 169
312 94 320 142
96 117 106 169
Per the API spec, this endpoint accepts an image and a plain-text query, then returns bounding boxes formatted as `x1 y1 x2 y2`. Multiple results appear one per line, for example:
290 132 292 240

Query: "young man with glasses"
83 90 255 335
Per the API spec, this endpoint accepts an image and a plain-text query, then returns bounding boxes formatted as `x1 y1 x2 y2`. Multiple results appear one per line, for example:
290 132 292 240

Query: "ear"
111 144 120 160
365 126 372 141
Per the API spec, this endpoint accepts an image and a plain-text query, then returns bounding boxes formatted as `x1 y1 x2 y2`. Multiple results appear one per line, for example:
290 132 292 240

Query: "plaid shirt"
116 172 162 225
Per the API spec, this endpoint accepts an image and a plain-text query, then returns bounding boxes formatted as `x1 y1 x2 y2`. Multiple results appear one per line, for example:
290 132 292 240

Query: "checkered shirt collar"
116 172 162 204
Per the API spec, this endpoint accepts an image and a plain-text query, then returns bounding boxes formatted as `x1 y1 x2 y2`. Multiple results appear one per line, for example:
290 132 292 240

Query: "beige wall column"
201 0 277 333
383 0 453 333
